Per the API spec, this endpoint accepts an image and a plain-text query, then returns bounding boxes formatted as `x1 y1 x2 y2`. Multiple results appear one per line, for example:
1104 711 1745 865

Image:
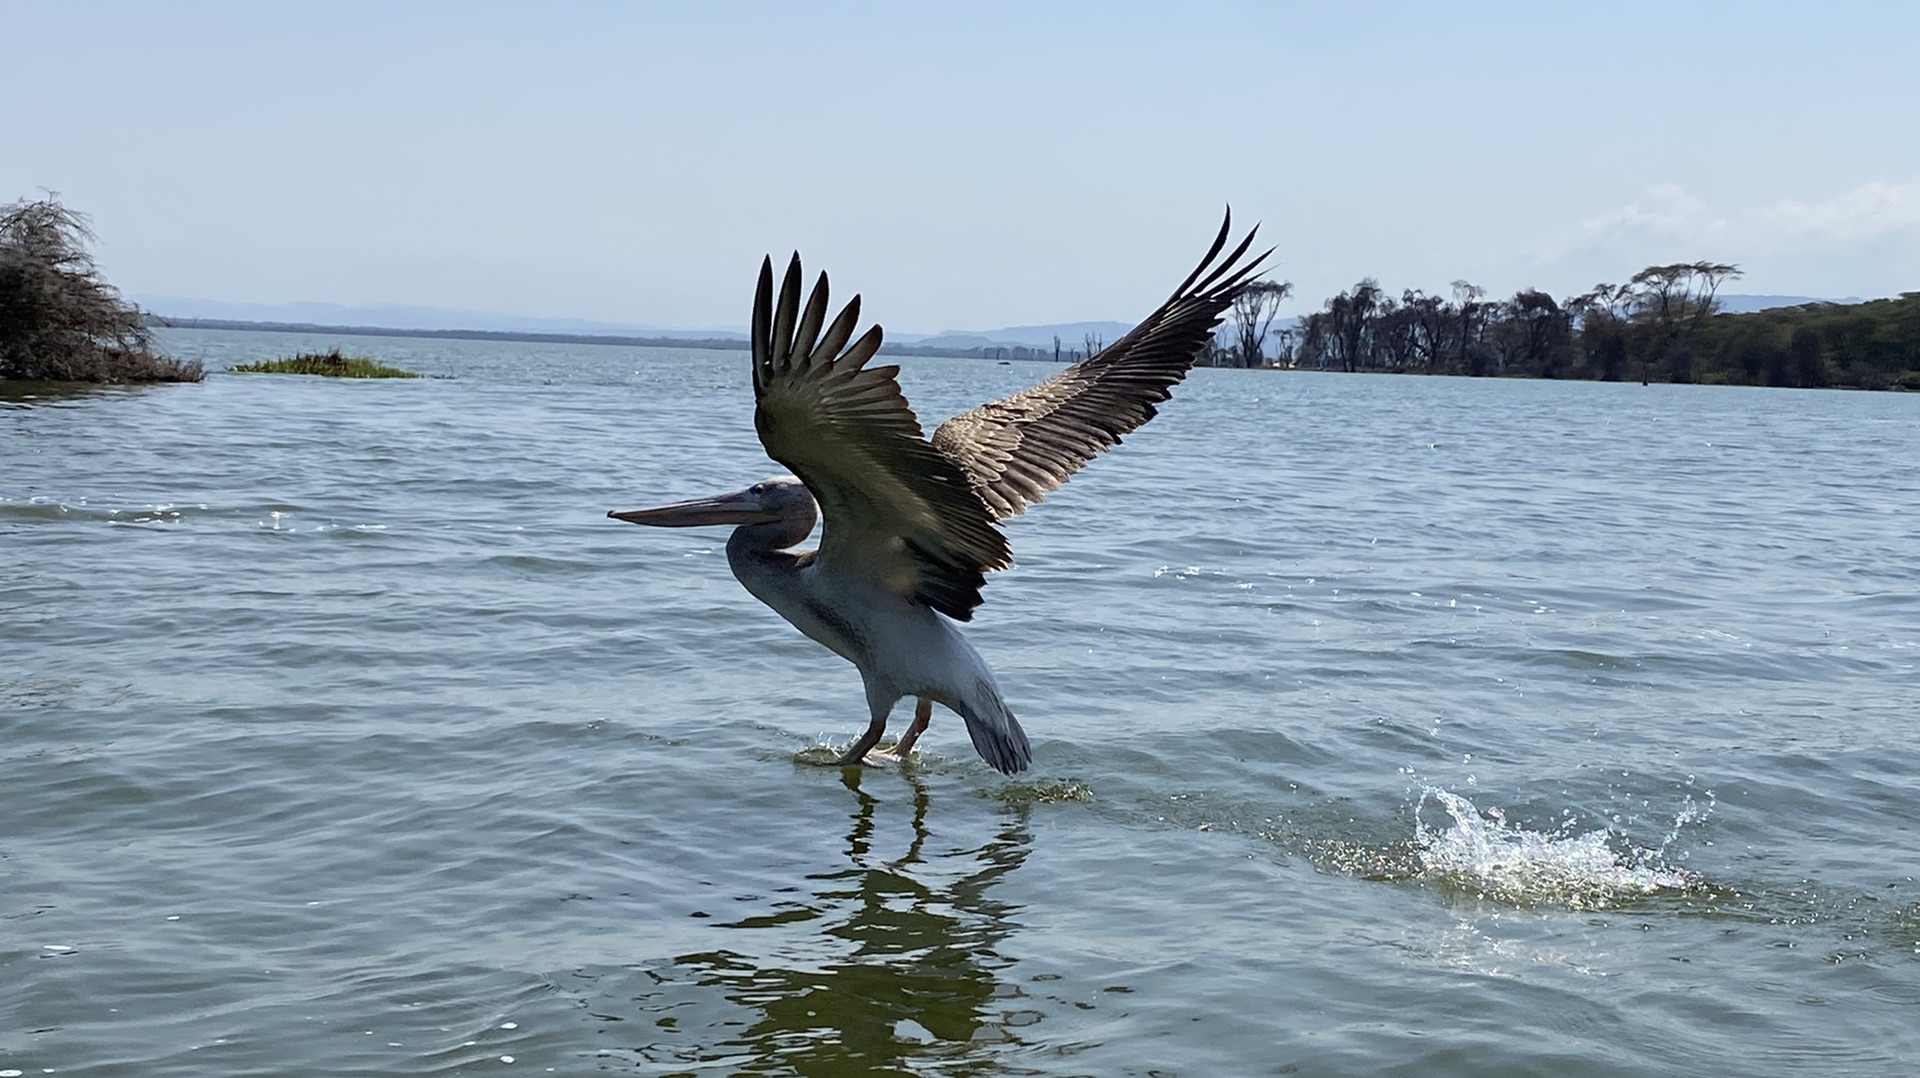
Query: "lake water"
4 327 1917 1076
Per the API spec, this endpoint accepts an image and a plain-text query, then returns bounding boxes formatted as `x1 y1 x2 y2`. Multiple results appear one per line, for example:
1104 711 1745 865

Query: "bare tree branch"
1 194 202 383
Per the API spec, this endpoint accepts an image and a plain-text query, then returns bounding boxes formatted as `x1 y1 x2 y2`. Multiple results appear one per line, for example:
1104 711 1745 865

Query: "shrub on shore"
0 195 202 383
229 348 419 378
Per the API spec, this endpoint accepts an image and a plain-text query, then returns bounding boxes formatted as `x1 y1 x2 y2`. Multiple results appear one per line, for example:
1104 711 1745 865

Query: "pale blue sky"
8 1 1917 332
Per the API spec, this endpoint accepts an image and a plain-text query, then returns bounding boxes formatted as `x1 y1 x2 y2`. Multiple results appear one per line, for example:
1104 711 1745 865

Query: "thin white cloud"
1753 177 1920 243
1530 176 1920 296
1542 176 1920 258
1559 183 1721 249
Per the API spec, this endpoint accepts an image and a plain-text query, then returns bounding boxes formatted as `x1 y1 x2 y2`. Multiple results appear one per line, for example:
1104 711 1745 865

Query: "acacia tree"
1 195 200 382
1568 282 1634 381
1227 279 1294 368
1625 261 1742 382
1323 294 1351 369
1270 324 1299 367
1310 279 1385 371
1296 310 1329 369
1450 280 1487 375
1488 289 1572 376
1399 289 1452 371
1373 299 1422 370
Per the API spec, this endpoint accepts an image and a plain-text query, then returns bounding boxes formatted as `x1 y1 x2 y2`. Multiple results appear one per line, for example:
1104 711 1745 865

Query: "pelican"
610 213 1269 774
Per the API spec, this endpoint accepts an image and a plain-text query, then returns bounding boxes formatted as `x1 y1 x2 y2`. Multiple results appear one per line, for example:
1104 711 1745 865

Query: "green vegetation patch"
229 348 418 378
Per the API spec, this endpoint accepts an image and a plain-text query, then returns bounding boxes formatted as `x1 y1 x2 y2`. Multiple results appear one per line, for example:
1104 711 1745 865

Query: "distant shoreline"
148 316 1055 362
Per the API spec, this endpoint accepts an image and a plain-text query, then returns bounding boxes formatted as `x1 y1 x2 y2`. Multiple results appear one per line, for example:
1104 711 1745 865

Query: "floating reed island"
229 348 419 378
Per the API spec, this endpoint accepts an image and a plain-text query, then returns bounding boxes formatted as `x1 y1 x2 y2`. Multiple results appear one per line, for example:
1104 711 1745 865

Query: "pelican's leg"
892 697 934 760
834 685 894 766
834 719 888 766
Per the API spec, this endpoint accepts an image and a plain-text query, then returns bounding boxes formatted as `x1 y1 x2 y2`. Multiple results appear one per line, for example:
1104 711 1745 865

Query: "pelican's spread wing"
752 255 1010 622
932 211 1270 521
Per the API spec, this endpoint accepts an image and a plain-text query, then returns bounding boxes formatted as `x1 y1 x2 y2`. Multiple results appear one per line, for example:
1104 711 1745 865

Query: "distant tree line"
2 194 202 383
1220 261 1920 391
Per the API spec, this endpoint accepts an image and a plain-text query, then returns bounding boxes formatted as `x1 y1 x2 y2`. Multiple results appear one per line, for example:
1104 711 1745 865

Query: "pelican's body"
615 474 1030 769
742 545 1021 770
611 213 1267 773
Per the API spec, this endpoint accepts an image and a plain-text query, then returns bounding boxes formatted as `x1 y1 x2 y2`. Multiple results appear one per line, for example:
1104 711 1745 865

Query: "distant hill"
130 296 746 340
135 295 1150 352
147 315 1052 361
1715 293 1863 314
910 320 1136 351
903 333 1009 351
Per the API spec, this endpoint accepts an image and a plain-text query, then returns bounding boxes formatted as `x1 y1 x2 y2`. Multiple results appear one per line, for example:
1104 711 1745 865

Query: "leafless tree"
1 194 201 382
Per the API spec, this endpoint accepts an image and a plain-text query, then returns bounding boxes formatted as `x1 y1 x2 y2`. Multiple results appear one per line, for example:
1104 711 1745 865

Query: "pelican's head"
609 475 817 545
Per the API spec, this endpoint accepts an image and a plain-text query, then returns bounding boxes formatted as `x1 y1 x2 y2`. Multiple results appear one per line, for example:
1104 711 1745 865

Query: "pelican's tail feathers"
954 694 1031 775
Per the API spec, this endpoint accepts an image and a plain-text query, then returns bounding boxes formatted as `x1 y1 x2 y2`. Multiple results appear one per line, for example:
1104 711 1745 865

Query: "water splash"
1413 787 1706 909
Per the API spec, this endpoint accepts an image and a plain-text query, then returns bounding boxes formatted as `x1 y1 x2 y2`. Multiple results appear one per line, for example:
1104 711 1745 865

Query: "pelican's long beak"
608 487 780 528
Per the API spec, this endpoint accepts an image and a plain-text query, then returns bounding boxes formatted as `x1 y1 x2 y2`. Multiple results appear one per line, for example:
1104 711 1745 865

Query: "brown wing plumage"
752 255 1010 622
932 210 1271 521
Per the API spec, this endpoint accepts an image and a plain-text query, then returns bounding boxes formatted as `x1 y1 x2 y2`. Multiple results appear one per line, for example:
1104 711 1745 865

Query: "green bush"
229 348 418 378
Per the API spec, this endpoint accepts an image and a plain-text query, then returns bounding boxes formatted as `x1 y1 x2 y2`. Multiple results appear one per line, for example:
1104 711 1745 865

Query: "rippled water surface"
5 328 1918 1076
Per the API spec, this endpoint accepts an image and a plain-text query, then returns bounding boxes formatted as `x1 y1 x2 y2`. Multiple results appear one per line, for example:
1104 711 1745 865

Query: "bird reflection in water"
602 770 1035 1074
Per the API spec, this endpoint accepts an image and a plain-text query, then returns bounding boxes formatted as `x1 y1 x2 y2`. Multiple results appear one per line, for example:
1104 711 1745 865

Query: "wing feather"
932 210 1272 520
752 256 1010 621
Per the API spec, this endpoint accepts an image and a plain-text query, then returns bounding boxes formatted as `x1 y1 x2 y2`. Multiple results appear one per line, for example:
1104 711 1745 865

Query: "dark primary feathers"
932 210 1269 520
750 210 1269 621
751 256 1010 622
